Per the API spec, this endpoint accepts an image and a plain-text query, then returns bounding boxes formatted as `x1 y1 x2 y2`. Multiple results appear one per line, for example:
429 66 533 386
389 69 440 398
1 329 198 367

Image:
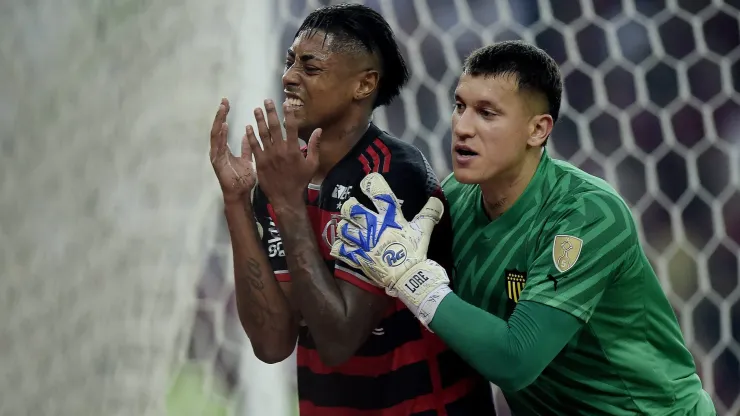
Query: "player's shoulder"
544 157 635 229
364 125 428 171
362 124 437 188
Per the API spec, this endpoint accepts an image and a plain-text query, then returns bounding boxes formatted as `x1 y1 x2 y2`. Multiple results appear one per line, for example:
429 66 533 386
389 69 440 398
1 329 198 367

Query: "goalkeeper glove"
329 173 452 328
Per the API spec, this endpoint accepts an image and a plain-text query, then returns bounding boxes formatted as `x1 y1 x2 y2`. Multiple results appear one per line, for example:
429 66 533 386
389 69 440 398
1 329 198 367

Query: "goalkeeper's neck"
479 148 544 220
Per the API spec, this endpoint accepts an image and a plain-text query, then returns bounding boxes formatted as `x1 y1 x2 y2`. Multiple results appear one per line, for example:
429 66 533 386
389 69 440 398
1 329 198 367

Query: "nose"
282 65 300 89
453 108 475 140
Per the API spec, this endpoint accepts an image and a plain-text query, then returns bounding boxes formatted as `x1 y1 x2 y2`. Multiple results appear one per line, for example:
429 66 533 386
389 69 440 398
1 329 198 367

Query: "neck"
480 149 543 219
307 115 370 183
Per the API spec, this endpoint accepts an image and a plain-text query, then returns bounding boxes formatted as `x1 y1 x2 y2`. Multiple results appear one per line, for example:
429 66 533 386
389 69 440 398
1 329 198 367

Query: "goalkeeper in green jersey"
329 41 716 415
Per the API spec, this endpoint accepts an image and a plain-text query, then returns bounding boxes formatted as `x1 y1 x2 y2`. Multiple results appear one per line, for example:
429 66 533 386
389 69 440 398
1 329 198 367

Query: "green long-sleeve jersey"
437 150 715 415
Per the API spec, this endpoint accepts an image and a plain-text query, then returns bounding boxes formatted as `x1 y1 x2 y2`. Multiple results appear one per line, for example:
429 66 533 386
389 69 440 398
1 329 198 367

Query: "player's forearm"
429 296 581 392
224 201 297 363
271 202 362 361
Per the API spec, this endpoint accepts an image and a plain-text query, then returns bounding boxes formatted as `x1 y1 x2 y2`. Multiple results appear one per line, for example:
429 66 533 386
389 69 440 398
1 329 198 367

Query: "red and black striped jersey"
252 124 495 415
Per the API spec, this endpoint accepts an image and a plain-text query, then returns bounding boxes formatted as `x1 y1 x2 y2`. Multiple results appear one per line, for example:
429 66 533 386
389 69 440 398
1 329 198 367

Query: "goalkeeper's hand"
329 173 453 327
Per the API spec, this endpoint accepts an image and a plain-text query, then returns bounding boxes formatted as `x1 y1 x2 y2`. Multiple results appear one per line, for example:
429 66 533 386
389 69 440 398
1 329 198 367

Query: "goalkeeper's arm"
429 295 581 392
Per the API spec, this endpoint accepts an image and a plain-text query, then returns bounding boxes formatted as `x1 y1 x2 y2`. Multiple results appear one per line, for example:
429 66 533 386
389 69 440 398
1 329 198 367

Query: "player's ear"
527 113 553 147
355 69 379 101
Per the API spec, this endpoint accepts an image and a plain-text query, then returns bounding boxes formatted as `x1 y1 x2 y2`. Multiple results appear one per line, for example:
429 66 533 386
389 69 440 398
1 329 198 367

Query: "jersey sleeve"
520 191 639 323
251 186 290 282
335 152 454 293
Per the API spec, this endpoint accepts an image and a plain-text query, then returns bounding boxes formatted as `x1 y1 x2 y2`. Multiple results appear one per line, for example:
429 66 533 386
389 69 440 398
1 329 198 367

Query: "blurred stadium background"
2 0 739 415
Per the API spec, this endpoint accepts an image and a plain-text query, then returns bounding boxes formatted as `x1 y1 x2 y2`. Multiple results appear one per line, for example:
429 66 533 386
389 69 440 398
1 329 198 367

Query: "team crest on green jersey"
552 235 583 273
505 270 527 303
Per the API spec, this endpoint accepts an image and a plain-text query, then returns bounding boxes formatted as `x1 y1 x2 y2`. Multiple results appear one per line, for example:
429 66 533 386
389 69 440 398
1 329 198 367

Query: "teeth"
285 97 303 107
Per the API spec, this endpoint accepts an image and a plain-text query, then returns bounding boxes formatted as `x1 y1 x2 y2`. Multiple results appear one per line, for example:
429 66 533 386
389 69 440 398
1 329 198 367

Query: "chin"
452 165 483 185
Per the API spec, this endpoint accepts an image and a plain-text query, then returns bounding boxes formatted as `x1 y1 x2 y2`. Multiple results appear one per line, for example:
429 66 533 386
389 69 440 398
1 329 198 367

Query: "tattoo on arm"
239 257 284 331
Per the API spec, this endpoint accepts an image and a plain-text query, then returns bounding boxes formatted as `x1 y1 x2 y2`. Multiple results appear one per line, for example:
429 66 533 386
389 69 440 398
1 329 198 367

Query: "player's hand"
247 99 322 209
329 173 453 326
210 98 257 204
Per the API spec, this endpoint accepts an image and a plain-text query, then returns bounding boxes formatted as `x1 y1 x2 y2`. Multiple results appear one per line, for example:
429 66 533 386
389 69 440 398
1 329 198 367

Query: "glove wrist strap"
394 261 453 331
415 285 452 330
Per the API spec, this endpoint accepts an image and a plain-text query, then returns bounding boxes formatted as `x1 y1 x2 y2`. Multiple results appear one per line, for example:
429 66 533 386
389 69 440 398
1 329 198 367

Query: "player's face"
282 31 358 139
451 74 538 184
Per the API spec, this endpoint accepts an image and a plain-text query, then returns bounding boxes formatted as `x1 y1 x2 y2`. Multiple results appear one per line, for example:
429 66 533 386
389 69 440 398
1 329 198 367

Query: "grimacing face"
451 73 548 185
282 30 367 139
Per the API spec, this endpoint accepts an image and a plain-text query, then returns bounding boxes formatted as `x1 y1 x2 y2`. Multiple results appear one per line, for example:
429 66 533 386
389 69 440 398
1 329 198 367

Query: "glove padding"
330 173 453 327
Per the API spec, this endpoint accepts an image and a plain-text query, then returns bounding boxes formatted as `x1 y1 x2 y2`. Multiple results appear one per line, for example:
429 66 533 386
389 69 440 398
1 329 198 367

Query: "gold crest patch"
552 235 583 273
505 270 527 303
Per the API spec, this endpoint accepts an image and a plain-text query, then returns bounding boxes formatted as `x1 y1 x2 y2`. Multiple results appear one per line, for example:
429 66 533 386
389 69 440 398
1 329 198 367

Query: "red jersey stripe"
275 271 291 282
358 154 372 174
296 336 446 377
366 145 381 173
335 267 386 295
373 138 392 173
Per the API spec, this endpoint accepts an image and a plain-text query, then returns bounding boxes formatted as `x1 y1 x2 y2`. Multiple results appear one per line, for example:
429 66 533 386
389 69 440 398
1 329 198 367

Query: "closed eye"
478 108 496 118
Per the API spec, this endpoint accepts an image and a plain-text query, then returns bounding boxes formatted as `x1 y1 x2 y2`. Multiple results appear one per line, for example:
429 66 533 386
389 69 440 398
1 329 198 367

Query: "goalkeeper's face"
451 74 550 185
282 31 371 139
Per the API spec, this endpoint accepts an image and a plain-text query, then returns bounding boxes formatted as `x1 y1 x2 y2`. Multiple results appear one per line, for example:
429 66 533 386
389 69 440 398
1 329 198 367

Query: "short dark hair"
296 3 409 108
463 41 562 125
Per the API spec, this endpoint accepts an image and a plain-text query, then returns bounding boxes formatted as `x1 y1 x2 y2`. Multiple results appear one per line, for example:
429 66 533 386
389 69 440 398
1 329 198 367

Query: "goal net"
2 0 737 415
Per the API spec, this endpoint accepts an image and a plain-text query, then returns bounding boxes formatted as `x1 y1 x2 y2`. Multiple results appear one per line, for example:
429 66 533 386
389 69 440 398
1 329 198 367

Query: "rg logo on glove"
382 243 407 267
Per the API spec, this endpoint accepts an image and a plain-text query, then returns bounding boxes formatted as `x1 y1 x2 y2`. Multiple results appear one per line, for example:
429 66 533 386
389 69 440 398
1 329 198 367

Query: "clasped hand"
329 174 453 325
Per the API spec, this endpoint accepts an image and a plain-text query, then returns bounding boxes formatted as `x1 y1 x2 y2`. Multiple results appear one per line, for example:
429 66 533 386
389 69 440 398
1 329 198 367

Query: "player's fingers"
330 239 362 265
241 126 254 163
330 238 353 261
210 98 229 141
210 102 229 153
359 173 404 223
412 196 444 226
338 219 369 249
412 196 444 252
340 197 373 228
246 124 263 162
254 107 272 149
283 103 299 146
264 99 284 147
219 122 229 151
305 128 322 172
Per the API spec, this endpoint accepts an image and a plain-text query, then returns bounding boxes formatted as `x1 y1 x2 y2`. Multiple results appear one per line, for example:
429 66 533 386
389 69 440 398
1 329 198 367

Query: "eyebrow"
455 93 504 112
287 49 322 62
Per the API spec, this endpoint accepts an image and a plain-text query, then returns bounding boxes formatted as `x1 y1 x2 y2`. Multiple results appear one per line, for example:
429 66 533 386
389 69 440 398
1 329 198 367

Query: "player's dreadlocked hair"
296 3 409 108
464 41 563 126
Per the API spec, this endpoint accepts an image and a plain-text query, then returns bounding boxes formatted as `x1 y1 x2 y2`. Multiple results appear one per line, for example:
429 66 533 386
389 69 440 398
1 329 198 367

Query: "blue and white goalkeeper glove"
329 173 452 328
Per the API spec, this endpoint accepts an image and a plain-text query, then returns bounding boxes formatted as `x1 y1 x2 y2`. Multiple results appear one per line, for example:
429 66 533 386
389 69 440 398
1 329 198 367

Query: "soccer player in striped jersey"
331 41 717 415
209 4 494 415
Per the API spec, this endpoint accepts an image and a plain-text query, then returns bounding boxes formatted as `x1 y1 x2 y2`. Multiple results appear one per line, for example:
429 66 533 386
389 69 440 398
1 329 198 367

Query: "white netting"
0 0 291 414
3 0 739 415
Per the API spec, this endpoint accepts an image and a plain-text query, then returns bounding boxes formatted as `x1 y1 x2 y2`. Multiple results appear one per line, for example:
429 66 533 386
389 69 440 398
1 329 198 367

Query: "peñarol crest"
552 235 583 273
505 270 527 303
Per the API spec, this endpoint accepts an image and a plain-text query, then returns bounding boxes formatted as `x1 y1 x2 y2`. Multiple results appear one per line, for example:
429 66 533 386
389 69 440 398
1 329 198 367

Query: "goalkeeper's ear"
411 196 444 251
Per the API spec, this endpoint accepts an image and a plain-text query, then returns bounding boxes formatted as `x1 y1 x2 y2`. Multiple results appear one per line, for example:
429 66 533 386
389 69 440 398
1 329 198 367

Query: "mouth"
284 92 304 109
454 144 478 158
